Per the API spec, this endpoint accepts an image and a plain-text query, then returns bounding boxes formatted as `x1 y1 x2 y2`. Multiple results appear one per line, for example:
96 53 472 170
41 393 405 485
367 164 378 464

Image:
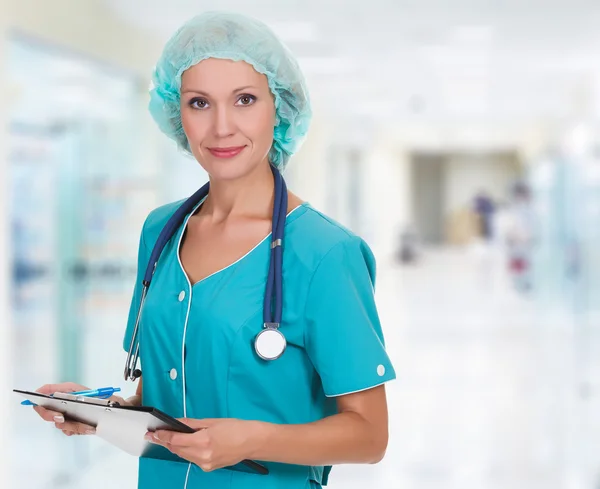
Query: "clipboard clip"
53 392 121 407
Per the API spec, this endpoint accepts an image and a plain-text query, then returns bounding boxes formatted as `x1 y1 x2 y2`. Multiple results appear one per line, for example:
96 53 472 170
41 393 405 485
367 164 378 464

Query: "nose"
212 104 235 138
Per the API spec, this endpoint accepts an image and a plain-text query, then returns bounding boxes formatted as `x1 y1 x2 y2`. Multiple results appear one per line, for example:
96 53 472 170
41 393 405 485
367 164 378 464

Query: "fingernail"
86 429 96 435
153 433 160 440
53 415 64 423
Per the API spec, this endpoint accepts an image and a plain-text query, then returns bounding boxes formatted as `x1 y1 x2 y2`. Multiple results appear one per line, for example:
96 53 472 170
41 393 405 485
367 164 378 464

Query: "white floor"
12 246 600 489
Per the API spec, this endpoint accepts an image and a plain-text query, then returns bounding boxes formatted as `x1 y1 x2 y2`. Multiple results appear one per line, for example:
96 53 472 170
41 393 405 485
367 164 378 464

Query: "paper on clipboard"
51 392 148 455
13 389 269 475
95 406 151 456
13 389 194 459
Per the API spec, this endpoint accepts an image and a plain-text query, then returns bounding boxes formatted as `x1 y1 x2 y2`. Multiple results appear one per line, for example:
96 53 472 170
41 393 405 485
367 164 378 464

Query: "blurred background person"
473 189 496 242
504 181 535 293
396 224 421 265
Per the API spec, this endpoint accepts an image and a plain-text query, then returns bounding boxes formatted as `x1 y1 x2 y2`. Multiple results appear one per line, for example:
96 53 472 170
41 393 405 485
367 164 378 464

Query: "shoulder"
290 204 376 280
140 199 187 249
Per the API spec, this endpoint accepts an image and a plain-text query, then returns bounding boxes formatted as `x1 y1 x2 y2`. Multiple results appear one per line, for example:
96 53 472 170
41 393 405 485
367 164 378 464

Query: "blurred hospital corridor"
13 248 597 489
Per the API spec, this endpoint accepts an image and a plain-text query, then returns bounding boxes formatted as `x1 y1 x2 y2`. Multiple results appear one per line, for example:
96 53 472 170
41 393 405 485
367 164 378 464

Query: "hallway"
38 247 598 489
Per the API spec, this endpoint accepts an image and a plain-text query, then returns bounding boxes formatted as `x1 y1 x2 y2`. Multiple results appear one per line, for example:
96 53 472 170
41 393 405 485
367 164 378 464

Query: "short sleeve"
304 237 396 397
122 219 151 352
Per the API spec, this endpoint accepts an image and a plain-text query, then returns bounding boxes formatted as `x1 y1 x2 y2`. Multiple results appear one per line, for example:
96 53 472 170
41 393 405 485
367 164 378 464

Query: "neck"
201 161 275 222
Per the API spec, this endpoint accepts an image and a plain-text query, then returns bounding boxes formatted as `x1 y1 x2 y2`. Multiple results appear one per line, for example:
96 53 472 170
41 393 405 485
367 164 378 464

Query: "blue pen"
21 387 121 406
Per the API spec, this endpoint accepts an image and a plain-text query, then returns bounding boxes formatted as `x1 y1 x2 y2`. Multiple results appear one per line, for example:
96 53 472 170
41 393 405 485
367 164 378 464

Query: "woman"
33 11 396 489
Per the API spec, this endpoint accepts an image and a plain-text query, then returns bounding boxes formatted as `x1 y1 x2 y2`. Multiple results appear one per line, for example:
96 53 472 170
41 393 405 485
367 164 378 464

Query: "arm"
151 385 390 470
251 384 389 465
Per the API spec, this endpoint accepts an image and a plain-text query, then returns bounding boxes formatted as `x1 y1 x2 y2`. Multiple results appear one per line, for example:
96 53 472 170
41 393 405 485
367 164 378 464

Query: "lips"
207 146 246 158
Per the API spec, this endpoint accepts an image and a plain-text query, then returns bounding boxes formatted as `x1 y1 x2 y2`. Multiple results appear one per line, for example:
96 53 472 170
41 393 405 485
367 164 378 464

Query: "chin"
202 157 261 182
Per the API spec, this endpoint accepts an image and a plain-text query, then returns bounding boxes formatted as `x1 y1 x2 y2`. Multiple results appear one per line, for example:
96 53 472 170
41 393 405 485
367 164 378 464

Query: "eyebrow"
181 85 257 96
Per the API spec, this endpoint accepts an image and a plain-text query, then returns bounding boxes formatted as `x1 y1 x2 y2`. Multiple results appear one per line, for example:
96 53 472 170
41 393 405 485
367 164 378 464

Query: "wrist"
247 421 274 460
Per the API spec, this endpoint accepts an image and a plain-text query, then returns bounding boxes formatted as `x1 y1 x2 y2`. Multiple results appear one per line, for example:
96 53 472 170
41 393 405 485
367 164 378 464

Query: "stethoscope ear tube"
124 284 149 381
143 182 210 284
263 167 286 325
273 180 287 324
256 166 288 361
125 185 211 382
124 166 289 381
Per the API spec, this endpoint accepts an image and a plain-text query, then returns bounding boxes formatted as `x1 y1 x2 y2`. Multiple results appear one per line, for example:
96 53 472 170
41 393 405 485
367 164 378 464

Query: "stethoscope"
124 164 288 381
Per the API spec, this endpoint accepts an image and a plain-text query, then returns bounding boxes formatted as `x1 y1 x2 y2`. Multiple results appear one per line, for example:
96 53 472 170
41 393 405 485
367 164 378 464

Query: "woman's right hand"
32 382 98 436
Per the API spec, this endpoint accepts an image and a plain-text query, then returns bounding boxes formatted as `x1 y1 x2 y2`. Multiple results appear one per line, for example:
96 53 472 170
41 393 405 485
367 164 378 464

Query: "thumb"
178 418 218 430
36 383 90 395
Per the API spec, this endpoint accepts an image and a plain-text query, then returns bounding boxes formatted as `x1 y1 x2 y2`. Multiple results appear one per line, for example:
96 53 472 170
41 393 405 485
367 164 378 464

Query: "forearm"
250 411 387 466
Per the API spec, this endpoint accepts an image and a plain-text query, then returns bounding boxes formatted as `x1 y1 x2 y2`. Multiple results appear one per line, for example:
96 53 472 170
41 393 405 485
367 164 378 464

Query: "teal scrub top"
122 199 396 489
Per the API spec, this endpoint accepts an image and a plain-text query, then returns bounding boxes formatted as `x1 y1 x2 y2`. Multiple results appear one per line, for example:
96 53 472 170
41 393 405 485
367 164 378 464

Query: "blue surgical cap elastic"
148 11 312 170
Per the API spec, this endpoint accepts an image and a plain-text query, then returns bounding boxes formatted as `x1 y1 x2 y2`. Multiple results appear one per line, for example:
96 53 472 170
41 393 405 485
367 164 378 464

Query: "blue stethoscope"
124 164 288 381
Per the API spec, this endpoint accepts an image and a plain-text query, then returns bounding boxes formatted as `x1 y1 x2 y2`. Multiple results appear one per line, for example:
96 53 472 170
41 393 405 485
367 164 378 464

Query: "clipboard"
14 389 268 476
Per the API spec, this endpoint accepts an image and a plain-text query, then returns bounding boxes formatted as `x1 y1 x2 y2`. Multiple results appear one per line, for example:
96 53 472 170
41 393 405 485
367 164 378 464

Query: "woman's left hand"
145 418 265 472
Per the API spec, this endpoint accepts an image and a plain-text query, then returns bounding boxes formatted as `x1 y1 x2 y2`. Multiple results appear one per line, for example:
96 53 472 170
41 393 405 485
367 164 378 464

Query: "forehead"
181 58 268 91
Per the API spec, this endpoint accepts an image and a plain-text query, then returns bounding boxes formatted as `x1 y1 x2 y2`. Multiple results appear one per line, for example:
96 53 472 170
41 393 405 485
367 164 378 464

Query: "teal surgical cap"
148 11 312 170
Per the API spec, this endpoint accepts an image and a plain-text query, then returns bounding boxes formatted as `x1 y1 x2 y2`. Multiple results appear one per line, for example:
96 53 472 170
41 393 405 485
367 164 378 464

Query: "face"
180 58 276 181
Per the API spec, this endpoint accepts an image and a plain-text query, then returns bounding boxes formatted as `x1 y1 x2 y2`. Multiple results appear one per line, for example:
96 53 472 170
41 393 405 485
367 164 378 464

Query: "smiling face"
180 58 277 181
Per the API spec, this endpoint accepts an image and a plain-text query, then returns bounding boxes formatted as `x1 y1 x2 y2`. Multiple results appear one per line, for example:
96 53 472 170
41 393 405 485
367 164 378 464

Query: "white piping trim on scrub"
176 200 304 489
177 198 204 489
324 379 392 398
192 203 305 286
183 464 192 488
177 198 205 416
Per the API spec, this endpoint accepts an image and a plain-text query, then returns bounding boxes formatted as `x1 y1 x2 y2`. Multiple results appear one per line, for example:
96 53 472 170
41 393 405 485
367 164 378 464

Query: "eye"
236 94 256 106
189 98 209 110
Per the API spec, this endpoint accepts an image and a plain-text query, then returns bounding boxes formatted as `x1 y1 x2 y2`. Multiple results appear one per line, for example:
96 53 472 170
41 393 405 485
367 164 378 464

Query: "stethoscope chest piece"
255 323 286 361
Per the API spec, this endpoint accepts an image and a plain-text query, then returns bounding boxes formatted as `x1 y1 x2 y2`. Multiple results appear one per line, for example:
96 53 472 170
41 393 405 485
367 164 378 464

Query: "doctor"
33 11 396 489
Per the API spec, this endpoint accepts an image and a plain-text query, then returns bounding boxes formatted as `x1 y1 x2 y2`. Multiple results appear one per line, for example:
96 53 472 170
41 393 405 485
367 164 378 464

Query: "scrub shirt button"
170 368 178 380
178 291 186 302
377 365 386 377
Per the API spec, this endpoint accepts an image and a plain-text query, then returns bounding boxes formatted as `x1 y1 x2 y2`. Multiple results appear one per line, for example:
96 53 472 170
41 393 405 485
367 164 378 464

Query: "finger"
151 430 193 447
164 444 197 463
68 422 95 435
108 395 126 406
144 432 170 449
61 429 82 436
59 382 91 392
55 421 95 435
170 433 195 447
33 406 65 423
36 384 61 395
178 418 216 430
150 430 175 445
61 430 83 437
177 446 212 466
150 430 174 445
36 383 90 395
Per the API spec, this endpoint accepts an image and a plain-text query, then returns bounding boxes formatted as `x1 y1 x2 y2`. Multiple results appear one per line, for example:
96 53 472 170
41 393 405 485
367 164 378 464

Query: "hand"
146 418 265 472
32 382 99 436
